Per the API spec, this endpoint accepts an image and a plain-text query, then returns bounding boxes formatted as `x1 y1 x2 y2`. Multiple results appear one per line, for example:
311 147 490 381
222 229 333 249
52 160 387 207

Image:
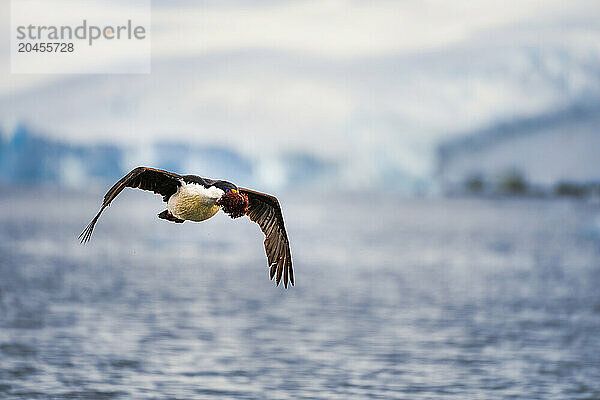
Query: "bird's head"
215 182 248 219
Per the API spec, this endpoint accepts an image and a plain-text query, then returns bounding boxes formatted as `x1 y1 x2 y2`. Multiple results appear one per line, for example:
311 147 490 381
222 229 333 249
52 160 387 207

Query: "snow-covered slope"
437 101 600 191
1 15 600 192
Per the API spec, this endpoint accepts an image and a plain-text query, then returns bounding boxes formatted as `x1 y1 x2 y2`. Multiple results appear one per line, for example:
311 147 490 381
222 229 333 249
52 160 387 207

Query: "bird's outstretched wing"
239 188 294 288
79 167 182 243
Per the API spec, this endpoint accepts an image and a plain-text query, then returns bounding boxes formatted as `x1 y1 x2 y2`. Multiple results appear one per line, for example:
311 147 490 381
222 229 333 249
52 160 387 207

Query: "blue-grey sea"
1 188 599 399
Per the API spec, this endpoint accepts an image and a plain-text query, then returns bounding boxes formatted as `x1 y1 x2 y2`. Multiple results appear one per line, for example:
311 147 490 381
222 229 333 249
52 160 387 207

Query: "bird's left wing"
239 188 294 288
79 167 182 243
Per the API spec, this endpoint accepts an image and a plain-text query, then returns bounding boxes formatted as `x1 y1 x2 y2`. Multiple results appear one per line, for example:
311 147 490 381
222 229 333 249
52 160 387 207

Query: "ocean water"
1 188 599 399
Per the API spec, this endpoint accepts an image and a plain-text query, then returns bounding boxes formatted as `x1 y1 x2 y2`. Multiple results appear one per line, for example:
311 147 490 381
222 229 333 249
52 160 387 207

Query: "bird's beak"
231 189 238 193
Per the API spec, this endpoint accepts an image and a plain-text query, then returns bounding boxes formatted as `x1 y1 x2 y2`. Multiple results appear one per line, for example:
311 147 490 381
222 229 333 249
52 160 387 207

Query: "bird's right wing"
79 167 182 243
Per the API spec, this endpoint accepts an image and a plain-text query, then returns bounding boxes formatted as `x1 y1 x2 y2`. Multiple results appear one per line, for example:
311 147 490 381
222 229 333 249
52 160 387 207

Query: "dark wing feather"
79 167 182 243
182 175 217 188
239 188 294 288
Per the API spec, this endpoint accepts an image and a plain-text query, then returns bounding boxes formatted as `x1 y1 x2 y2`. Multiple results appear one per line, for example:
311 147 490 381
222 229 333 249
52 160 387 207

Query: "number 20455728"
18 42 74 52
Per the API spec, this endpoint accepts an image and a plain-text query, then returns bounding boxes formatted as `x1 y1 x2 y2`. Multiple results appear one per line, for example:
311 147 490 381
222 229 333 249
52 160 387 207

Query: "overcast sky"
1 0 599 177
2 0 599 93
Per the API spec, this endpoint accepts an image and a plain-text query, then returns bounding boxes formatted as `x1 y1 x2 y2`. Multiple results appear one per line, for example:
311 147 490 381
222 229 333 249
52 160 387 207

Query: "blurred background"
1 1 600 399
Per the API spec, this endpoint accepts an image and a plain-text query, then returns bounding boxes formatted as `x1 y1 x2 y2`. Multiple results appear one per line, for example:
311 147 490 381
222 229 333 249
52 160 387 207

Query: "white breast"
167 182 224 222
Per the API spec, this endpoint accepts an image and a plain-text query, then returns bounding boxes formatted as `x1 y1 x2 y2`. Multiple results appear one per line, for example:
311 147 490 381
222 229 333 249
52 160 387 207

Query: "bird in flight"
79 167 294 288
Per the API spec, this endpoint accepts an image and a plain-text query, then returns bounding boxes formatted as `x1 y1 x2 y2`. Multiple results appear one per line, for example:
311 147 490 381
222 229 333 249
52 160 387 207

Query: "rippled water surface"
1 188 600 399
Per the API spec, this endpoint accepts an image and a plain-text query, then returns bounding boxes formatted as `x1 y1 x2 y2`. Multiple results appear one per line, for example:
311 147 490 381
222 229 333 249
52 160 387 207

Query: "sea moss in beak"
217 192 249 219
